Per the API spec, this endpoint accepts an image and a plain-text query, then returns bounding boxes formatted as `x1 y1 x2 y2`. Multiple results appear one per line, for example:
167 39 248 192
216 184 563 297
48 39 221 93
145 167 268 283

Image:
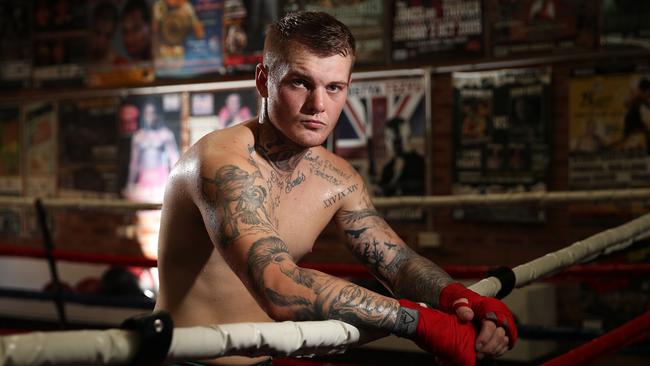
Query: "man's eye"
292 79 307 88
326 85 342 93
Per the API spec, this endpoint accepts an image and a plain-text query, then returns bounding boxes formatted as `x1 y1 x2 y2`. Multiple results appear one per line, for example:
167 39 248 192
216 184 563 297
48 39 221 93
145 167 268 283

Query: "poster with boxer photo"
86 0 156 86
223 0 281 73
487 0 597 58
290 0 387 65
118 93 182 203
23 102 57 197
0 105 22 195
0 0 32 90
335 75 428 221
31 0 87 87
58 97 120 197
452 68 551 223
391 0 483 63
188 86 257 145
601 0 650 49
569 70 650 188
153 0 224 78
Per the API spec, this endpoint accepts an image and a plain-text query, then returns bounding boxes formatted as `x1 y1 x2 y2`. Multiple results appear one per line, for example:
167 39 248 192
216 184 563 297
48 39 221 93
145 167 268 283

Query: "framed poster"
58 97 120 197
0 0 32 89
0 105 21 195
153 0 224 78
32 0 87 87
452 68 551 222
223 0 281 72
488 0 597 57
335 71 429 220
289 0 387 65
189 83 257 145
601 0 650 49
391 0 483 62
23 102 57 197
86 0 155 86
569 71 650 188
118 93 182 203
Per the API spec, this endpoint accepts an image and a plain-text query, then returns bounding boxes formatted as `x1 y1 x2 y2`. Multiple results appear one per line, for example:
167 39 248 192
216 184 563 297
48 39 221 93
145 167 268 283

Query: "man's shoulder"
178 125 255 175
304 147 364 187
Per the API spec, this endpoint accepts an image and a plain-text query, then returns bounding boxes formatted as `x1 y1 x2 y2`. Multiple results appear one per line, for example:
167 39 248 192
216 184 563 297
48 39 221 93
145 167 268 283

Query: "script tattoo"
202 165 276 247
247 235 398 329
323 184 359 208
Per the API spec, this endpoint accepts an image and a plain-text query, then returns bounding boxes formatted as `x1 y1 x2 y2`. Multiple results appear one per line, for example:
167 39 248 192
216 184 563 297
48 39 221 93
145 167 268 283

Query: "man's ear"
255 63 269 98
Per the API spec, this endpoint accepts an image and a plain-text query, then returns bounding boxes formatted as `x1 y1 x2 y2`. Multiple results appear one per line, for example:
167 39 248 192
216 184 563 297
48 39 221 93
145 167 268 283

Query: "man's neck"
254 119 308 174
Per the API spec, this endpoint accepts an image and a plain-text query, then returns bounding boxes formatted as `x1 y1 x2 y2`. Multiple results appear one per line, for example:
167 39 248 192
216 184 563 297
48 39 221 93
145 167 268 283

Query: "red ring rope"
1 243 648 279
541 310 650 366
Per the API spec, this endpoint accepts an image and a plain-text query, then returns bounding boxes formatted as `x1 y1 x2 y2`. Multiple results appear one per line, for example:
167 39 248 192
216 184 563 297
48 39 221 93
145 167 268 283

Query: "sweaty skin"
154 48 509 365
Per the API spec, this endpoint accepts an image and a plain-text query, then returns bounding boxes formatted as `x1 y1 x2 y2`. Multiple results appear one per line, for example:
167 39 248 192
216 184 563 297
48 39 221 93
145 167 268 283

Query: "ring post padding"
121 311 173 366
486 266 516 299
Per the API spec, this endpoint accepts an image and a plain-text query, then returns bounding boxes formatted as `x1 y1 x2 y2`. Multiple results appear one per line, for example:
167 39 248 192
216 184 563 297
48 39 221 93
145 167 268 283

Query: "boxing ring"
0 189 649 365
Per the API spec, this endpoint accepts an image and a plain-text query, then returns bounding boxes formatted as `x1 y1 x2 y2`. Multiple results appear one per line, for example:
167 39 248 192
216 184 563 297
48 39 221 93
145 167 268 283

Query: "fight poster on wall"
86 0 155 86
0 105 21 195
452 68 551 222
58 97 120 197
118 93 182 203
0 0 32 90
391 0 483 63
488 0 597 58
189 86 257 145
601 0 650 49
291 0 386 65
23 102 57 197
569 70 650 189
153 0 224 78
32 0 87 87
223 0 281 72
335 75 428 221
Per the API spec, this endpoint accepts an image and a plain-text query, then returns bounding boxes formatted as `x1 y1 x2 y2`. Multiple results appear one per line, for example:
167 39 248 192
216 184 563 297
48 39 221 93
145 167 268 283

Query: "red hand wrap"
397 299 476 366
439 283 518 348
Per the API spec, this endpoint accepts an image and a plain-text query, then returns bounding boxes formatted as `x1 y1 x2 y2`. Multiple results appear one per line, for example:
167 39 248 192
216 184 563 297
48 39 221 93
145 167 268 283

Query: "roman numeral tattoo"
323 184 359 208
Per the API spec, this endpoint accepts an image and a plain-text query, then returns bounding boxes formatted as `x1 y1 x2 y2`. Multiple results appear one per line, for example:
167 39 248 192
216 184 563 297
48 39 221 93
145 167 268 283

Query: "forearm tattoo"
247 236 399 330
341 208 453 308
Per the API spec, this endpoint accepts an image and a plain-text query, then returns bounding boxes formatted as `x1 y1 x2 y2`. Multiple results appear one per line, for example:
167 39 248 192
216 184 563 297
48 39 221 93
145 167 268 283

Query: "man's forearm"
247 235 400 334
392 254 454 308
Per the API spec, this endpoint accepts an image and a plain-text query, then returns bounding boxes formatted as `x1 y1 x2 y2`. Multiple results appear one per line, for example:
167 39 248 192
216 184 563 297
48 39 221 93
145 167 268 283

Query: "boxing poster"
569 71 650 189
188 86 257 145
118 93 182 203
488 0 597 57
23 102 57 197
391 0 483 63
223 0 281 73
86 0 155 86
452 68 551 223
58 97 120 197
0 0 32 90
153 0 224 78
0 105 21 195
31 0 87 88
288 0 387 65
601 0 650 49
335 75 428 221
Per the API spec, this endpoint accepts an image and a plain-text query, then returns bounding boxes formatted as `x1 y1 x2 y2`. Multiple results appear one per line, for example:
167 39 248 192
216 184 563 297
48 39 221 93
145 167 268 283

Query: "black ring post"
35 198 68 329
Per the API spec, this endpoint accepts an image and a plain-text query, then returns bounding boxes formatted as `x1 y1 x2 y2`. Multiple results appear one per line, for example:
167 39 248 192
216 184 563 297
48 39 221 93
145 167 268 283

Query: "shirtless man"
154 11 516 366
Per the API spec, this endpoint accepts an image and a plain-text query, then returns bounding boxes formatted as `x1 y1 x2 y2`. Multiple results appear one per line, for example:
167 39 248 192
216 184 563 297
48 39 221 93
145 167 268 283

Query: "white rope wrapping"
470 212 650 297
2 188 650 210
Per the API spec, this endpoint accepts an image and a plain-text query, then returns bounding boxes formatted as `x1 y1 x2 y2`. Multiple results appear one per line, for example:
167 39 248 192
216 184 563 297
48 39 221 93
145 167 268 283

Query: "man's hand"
393 299 477 366
439 283 517 359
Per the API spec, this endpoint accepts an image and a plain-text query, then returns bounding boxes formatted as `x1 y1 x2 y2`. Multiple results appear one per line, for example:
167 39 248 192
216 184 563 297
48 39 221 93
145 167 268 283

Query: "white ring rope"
1 188 650 210
1 212 650 365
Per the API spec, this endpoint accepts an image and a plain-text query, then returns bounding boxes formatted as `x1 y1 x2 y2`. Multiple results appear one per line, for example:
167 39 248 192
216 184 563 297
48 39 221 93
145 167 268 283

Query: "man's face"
257 46 352 148
122 10 150 60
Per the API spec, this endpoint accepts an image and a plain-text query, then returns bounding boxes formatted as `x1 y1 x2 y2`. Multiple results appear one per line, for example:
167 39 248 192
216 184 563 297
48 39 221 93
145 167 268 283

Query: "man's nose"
304 87 325 114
